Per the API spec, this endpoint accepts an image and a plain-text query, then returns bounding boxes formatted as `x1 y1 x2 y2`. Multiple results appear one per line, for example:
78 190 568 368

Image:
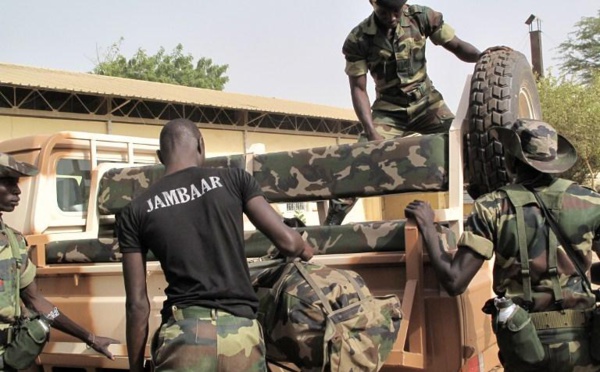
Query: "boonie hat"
488 119 577 174
0 153 39 178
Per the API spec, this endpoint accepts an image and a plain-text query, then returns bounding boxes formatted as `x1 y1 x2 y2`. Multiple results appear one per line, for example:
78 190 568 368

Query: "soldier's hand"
367 131 384 141
404 200 435 228
299 242 314 262
88 334 121 360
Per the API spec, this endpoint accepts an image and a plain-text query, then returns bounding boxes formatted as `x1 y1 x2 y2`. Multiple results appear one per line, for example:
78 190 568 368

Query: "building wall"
0 116 107 140
0 116 355 154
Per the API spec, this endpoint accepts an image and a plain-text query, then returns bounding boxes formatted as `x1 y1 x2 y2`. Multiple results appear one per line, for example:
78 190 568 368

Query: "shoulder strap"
5 227 22 317
293 262 368 315
539 179 576 307
294 262 334 314
501 183 565 308
529 184 595 297
501 185 536 307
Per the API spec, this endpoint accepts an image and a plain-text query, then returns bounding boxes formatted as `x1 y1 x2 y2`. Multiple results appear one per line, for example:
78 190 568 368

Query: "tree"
557 10 600 84
92 39 229 90
537 72 600 189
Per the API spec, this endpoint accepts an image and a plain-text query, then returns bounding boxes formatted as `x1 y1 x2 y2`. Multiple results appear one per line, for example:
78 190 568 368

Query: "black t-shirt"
118 166 263 319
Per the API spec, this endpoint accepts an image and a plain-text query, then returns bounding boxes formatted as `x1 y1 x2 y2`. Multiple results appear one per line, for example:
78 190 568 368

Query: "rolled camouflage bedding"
253 133 448 203
98 134 448 215
44 220 457 264
66 135 450 265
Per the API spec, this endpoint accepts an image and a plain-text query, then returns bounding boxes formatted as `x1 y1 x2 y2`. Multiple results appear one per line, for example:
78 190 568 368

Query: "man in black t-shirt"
118 119 314 372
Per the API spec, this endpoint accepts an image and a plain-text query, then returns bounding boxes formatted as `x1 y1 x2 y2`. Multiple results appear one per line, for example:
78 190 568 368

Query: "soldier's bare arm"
405 200 485 296
442 36 482 63
349 75 383 141
20 280 118 359
245 195 314 260
444 37 512 63
122 252 151 372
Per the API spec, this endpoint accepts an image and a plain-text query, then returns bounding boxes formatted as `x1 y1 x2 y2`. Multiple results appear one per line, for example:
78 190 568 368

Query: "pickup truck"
2 50 539 372
0 87 495 372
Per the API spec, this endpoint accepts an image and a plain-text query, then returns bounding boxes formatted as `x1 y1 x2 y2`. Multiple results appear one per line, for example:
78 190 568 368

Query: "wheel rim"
518 85 539 119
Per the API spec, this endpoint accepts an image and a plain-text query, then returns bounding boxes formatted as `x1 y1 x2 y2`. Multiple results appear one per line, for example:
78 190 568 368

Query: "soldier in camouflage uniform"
326 0 504 225
118 119 314 372
405 120 600 371
0 154 117 371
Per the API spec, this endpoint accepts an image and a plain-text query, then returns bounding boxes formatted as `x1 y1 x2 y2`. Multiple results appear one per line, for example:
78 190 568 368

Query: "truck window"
56 159 91 212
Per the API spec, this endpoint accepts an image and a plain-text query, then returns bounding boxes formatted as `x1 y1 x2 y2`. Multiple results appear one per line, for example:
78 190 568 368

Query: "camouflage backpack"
251 259 402 372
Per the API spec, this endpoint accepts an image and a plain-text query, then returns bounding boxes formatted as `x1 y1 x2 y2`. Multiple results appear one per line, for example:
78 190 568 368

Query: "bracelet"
86 333 95 349
45 307 60 322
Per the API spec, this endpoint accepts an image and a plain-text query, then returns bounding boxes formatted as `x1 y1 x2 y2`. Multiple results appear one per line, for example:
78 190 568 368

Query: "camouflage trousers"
500 327 600 372
151 306 267 372
372 89 455 139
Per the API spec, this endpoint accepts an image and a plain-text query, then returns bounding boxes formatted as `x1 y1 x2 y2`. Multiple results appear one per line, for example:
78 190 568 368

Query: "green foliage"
537 72 600 188
557 10 600 84
92 38 229 90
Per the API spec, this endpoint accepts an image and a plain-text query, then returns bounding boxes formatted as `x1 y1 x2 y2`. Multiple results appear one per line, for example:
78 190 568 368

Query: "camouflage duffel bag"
251 259 402 372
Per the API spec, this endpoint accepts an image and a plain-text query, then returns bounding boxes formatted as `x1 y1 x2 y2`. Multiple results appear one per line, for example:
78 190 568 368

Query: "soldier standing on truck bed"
325 0 506 225
118 118 314 372
0 154 117 371
405 120 600 372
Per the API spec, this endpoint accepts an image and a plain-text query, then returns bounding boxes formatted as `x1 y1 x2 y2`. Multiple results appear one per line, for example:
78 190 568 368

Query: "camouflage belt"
170 305 233 321
530 309 591 330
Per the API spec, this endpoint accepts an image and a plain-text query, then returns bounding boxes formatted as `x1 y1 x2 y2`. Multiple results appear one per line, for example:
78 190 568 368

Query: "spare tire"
465 50 542 199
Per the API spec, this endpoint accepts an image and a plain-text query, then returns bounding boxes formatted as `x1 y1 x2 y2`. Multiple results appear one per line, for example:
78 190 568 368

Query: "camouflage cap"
0 153 39 178
489 119 577 174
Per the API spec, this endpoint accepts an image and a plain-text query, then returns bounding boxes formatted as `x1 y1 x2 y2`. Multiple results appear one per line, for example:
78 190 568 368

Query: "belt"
530 309 590 330
380 79 432 106
170 306 233 321
405 78 432 101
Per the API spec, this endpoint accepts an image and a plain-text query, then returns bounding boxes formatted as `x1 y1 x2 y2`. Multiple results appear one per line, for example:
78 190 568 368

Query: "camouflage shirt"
0 221 36 325
459 177 600 312
342 5 455 111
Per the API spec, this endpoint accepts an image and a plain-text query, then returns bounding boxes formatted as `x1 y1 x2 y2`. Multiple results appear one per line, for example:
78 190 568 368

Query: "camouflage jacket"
0 221 36 326
342 5 455 111
459 177 600 312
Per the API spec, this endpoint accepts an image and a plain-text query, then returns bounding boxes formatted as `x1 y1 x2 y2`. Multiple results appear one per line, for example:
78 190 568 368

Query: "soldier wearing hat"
405 120 600 371
0 153 118 371
326 0 507 225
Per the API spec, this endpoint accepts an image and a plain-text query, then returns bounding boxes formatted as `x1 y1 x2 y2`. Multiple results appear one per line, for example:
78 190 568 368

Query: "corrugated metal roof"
0 63 358 121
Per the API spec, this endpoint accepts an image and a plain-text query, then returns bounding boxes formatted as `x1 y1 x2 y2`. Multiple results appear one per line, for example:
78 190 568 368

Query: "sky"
1 1 597 113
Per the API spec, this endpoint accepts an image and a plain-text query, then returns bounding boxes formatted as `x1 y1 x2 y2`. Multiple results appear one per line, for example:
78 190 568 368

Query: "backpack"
251 259 402 372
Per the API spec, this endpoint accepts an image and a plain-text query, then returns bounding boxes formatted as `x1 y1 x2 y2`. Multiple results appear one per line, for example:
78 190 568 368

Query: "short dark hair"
159 119 201 160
